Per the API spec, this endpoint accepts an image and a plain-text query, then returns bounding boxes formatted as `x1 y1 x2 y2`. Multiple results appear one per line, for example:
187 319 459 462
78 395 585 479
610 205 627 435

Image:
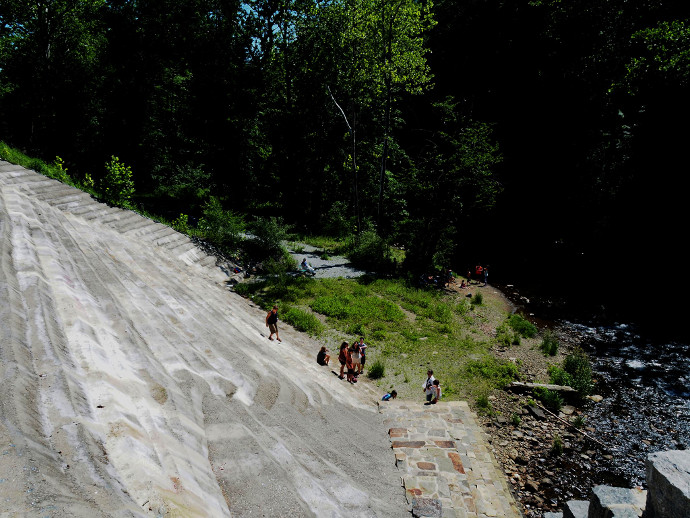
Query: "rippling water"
559 321 690 487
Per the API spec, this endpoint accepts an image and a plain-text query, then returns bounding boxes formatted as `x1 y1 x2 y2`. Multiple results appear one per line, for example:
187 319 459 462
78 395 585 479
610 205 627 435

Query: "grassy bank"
235 274 537 404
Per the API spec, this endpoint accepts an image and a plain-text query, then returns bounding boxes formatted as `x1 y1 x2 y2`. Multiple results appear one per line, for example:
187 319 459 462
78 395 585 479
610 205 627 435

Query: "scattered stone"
561 405 576 416
587 395 604 403
527 405 546 420
411 497 442 518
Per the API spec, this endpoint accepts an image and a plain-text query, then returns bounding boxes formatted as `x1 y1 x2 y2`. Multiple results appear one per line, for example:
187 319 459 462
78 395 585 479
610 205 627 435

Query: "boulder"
645 450 690 518
589 485 646 518
563 500 589 518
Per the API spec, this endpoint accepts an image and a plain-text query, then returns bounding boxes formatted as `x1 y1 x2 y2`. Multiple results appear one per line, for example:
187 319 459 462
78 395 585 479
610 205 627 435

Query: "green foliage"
102 156 135 207
348 231 394 273
368 359 385 379
496 322 521 346
281 306 324 335
310 293 404 324
465 357 519 389
510 413 522 426
551 434 564 456
53 156 71 183
247 216 290 260
548 348 594 396
540 330 560 356
172 213 191 234
534 387 563 412
507 314 538 338
476 394 492 413
198 197 245 254
471 292 483 306
572 415 586 429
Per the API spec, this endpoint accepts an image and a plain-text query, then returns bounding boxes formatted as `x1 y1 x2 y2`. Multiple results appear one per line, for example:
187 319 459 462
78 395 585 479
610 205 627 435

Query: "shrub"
348 230 394 272
549 348 594 396
572 415 586 429
172 213 191 234
534 387 563 412
507 314 537 338
368 359 385 379
476 394 492 412
551 434 564 455
540 330 559 356
247 216 290 260
471 292 483 305
102 156 135 207
511 413 522 426
198 196 245 254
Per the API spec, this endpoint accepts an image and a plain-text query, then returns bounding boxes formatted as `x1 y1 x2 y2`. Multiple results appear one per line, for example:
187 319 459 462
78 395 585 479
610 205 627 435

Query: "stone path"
380 400 521 518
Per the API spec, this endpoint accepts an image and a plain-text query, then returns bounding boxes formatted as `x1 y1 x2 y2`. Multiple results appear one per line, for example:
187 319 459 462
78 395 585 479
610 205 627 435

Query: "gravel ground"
287 244 367 279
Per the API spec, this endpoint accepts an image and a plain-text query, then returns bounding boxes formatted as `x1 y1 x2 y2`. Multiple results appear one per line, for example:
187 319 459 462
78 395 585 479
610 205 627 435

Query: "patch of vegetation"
496 322 521 346
507 313 538 338
368 359 385 379
465 357 519 389
533 387 563 412
471 292 483 305
548 347 594 396
281 306 323 335
476 393 493 414
348 230 394 273
572 415 586 429
540 330 559 356
510 413 522 426
551 434 564 455
102 156 135 207
198 196 245 254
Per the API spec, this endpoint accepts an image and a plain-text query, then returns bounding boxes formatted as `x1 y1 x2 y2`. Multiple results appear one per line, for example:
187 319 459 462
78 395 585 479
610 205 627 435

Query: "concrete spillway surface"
0 162 405 516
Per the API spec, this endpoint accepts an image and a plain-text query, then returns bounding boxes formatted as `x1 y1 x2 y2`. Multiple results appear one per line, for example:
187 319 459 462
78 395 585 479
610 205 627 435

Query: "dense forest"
1 0 688 333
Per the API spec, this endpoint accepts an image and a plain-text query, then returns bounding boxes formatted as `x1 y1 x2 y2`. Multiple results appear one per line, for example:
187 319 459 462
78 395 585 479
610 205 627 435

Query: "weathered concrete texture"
645 450 690 518
380 400 521 518
563 499 589 518
543 513 564 518
589 485 646 518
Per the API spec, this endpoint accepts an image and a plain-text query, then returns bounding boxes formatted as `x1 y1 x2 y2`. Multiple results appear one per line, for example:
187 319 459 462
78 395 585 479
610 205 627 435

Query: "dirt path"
0 162 404 517
287 244 366 279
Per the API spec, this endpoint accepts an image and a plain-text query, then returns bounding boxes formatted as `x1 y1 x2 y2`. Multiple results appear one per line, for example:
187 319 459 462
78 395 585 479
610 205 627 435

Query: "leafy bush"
507 314 537 338
471 292 483 305
496 322 520 346
348 230 394 272
476 394 492 413
548 348 593 395
247 216 290 260
281 306 323 335
534 387 563 412
465 357 519 388
540 330 559 356
572 415 586 429
551 434 564 455
368 359 385 379
510 413 522 426
102 156 135 207
198 197 245 253
172 213 191 234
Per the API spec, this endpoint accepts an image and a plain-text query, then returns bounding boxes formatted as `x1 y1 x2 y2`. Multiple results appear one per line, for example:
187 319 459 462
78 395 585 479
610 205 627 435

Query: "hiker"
338 342 349 379
300 258 316 276
382 390 397 401
357 337 367 375
317 346 330 366
422 370 436 403
265 305 281 342
431 380 442 404
483 266 488 286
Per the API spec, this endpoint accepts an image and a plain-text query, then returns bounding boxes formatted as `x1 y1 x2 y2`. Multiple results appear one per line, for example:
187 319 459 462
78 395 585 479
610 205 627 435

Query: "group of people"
267 304 442 405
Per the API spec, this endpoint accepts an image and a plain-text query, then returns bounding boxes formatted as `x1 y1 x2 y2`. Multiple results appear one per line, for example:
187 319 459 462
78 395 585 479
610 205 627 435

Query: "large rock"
563 499 589 518
589 485 646 518
645 450 690 518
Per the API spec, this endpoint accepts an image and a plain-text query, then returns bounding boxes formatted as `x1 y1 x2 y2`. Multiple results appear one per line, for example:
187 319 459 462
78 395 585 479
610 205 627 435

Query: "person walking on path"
351 342 361 376
483 266 488 286
422 370 436 403
431 380 442 404
266 305 281 342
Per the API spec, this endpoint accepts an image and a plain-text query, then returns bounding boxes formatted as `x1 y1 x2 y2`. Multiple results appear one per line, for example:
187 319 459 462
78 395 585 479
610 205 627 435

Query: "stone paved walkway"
380 400 521 518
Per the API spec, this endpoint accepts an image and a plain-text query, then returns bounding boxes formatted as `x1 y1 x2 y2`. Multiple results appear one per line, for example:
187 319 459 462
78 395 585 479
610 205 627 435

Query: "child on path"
382 390 397 401
351 342 361 376
265 306 281 342
422 370 436 403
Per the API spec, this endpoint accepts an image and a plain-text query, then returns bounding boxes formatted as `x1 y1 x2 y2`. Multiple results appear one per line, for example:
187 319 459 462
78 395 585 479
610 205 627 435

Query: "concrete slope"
0 162 405 517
